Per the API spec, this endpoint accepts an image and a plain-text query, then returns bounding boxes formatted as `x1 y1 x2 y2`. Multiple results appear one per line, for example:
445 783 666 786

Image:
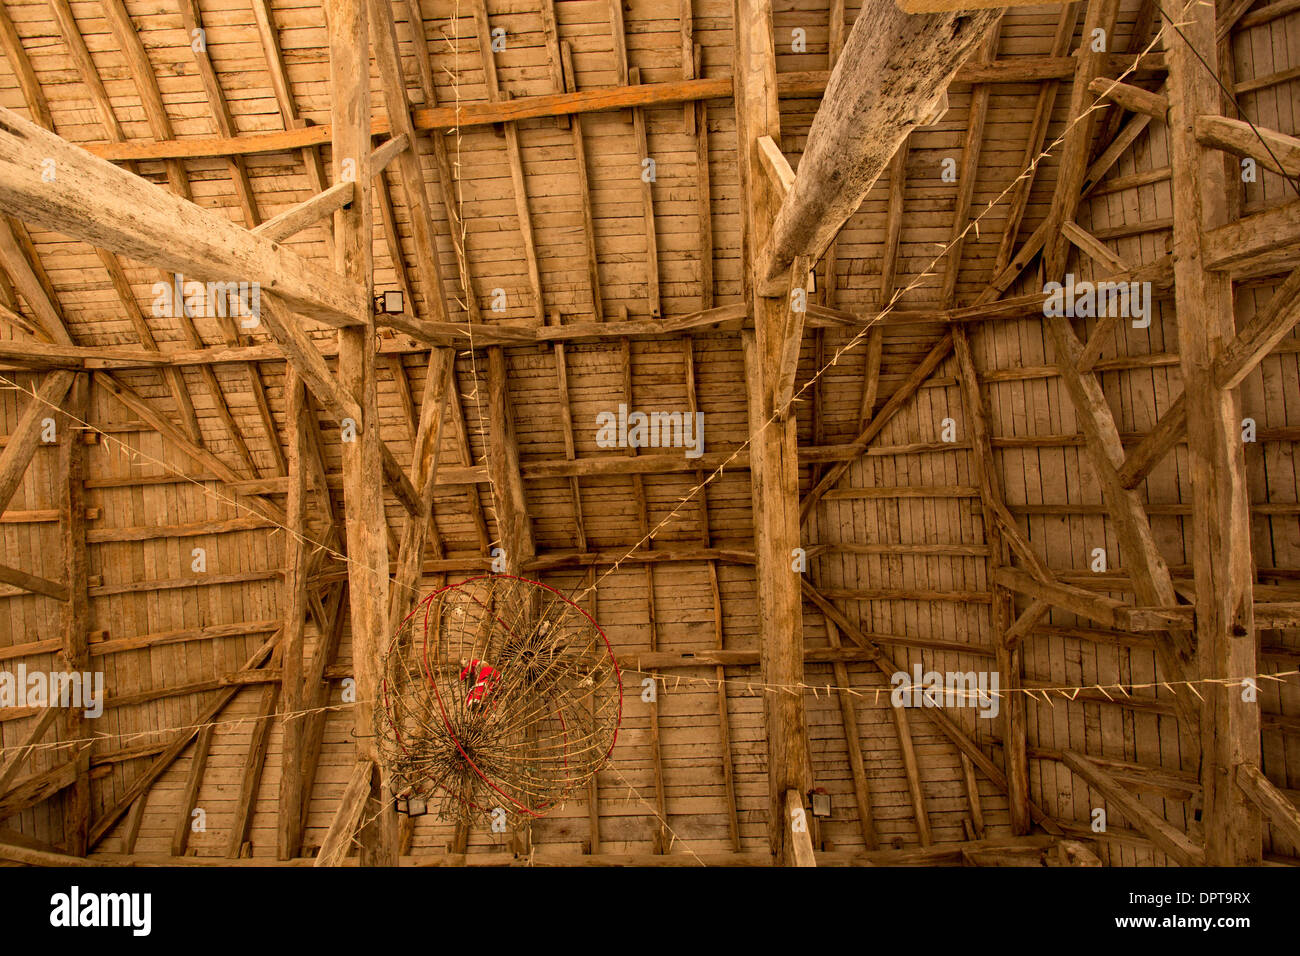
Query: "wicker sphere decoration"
376 574 622 824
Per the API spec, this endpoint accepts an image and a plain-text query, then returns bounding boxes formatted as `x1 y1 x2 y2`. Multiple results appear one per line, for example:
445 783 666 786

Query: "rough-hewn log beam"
754 0 1000 294
0 107 366 326
1195 115 1300 178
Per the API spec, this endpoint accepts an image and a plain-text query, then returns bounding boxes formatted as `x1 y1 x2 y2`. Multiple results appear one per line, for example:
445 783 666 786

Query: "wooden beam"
800 333 953 522
1061 751 1203 865
369 0 454 327
253 182 356 245
387 347 455 633
560 42 604 322
994 567 1191 632
1061 220 1129 274
328 0 397 866
1087 77 1168 119
784 790 817 866
1216 265 1300 389
952 325 1030 831
629 66 662 318
0 559 67 600
1042 0 1122 277
803 579 1063 834
0 706 58 794
277 372 310 859
0 3 52 130
1203 198 1300 272
987 3 1080 291
174 0 261 226
35 4 257 471
315 759 373 866
75 55 1169 165
58 375 91 854
952 326 1051 582
92 372 286 526
941 23 1001 306
1195 115 1300 178
773 256 811 412
1164 0 1260 865
879 144 908 303
754 0 1000 293
171 725 212 856
0 108 365 327
0 370 75 516
682 338 741 851
735 0 811 866
226 683 278 857
757 135 795 195
1117 394 1186 488
1236 764 1300 848
87 76 736 163
486 348 535 571
1041 308 1200 738
89 630 280 847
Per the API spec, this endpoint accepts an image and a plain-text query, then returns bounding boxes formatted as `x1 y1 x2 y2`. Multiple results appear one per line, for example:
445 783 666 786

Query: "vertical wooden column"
735 0 811 866
1162 0 1261 865
277 370 310 859
326 0 396 866
953 326 1030 834
59 374 90 855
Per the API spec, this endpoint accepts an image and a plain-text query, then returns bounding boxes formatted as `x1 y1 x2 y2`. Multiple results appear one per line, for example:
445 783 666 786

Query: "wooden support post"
327 0 397 866
277 371 310 859
735 0 812 866
1163 0 1261 865
59 373 91 855
952 326 1031 833
486 348 535 571
784 790 817 866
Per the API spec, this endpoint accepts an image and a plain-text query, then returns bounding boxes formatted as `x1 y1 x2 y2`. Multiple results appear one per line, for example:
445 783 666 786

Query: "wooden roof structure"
0 0 1298 868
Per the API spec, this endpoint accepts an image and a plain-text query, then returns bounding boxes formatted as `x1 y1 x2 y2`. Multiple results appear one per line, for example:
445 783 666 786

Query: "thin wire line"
4 665 1294 763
